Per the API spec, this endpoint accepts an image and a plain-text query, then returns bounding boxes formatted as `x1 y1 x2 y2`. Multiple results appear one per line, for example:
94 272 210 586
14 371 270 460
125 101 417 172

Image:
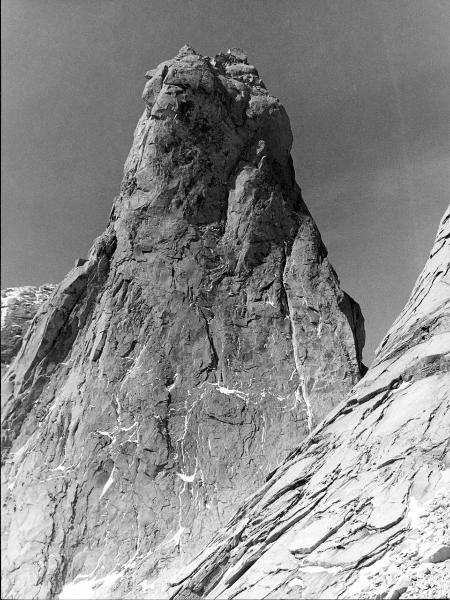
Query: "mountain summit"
1 47 365 598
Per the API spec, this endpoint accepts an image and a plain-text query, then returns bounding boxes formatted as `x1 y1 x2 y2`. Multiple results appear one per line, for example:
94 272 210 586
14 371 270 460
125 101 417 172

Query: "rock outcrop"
1 285 55 375
1 47 364 599
171 206 450 599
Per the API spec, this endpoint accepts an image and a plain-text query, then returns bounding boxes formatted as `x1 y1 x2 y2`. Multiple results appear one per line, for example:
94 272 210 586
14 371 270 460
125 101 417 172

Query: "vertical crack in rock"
1 47 366 599
284 289 313 433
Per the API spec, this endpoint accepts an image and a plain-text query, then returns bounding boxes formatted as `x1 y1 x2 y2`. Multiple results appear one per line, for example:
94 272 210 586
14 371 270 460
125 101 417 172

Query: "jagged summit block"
176 44 198 57
2 48 364 599
171 207 450 600
226 47 249 62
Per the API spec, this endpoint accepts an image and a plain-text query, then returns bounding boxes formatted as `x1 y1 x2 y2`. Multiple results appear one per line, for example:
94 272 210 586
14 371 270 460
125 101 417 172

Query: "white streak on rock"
214 384 249 402
299 375 313 433
177 471 196 483
100 465 116 499
166 373 179 393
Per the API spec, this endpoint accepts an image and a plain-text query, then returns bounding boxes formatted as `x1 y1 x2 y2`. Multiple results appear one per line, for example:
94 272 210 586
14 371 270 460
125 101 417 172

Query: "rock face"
171 206 450 599
1 285 55 375
1 47 364 599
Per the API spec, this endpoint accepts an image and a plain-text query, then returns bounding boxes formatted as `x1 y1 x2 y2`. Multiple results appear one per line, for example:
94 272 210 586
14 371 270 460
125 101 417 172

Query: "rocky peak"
176 44 198 58
2 49 364 599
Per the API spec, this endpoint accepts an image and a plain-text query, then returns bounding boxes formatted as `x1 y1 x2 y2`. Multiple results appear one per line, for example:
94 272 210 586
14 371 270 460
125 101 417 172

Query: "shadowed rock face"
1 46 364 599
171 207 450 600
1 285 56 375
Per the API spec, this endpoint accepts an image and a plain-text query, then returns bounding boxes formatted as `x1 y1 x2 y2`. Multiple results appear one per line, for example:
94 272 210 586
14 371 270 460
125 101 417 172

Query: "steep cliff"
1 46 365 599
171 206 450 599
1 285 55 375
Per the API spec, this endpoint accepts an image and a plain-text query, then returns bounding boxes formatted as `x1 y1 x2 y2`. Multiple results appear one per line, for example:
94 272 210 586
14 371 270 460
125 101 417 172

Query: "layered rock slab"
1 46 364 599
171 206 450 599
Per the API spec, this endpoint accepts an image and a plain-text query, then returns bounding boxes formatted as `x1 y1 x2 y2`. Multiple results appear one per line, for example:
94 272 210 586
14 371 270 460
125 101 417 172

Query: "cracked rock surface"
1 46 364 599
1 285 56 376
170 206 450 599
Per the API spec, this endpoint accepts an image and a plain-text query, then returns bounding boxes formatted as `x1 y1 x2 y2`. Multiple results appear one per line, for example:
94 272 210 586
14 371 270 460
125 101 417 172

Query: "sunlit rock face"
1 285 55 376
1 46 364 599
171 207 450 600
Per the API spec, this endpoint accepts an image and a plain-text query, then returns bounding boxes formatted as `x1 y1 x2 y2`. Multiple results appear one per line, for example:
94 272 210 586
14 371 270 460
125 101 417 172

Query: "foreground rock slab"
170 207 450 599
1 47 364 599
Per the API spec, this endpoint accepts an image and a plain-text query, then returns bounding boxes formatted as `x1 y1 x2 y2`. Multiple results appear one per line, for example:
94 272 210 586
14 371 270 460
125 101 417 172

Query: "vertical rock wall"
171 207 450 600
1 47 364 599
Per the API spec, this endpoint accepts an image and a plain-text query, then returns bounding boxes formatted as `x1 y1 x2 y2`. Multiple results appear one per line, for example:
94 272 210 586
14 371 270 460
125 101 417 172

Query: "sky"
2 0 449 363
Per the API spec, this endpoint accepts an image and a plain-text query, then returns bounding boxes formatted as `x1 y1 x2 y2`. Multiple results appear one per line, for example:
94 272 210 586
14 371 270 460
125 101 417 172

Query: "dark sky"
2 0 449 362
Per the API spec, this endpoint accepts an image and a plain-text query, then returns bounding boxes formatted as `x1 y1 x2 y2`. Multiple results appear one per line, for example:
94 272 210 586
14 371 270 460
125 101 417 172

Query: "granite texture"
170 207 450 600
1 47 364 599
1 285 55 375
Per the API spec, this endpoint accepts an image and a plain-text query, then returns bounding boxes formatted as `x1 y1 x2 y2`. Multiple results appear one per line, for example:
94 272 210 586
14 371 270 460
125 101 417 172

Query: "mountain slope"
1 285 55 375
170 206 450 599
1 47 364 599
